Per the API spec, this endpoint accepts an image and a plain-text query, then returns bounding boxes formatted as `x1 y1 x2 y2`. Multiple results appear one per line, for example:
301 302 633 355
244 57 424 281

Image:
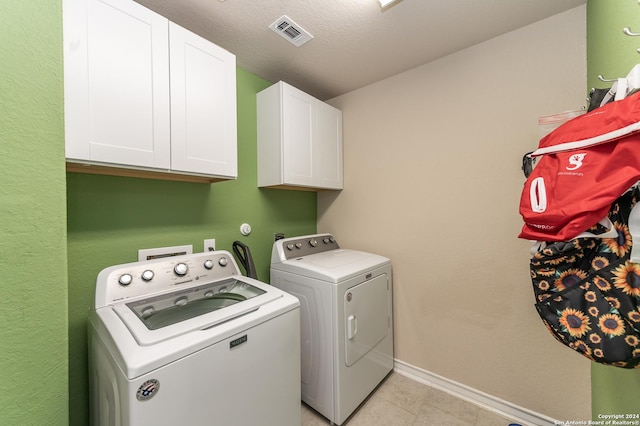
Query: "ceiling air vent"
269 15 313 47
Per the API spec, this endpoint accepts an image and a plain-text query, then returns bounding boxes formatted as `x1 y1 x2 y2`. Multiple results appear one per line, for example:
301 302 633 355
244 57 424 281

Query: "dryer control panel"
273 233 340 261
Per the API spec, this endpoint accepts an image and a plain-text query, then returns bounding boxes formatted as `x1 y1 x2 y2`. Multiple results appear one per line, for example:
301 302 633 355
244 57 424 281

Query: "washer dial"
141 270 154 282
118 274 133 286
174 263 188 276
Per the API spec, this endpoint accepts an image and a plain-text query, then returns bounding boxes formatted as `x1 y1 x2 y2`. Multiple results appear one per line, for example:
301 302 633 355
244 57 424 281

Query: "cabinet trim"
66 162 229 184
258 184 341 192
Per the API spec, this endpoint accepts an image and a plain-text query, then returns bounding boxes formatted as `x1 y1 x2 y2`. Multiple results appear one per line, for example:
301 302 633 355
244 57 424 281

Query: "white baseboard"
393 359 558 426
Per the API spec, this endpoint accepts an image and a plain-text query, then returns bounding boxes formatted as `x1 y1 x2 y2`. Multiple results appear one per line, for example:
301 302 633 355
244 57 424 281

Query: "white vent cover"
269 15 313 47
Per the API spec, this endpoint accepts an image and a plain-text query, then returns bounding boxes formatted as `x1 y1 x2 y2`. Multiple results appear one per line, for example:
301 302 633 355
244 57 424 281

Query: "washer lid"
273 249 390 283
110 277 282 346
127 278 265 330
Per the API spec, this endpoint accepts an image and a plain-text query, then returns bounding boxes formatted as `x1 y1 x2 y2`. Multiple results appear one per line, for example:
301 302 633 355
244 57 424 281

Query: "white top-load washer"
89 250 300 426
270 233 393 425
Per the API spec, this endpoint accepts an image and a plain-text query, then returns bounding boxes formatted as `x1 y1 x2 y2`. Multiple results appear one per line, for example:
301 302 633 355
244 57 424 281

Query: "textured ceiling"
135 0 586 100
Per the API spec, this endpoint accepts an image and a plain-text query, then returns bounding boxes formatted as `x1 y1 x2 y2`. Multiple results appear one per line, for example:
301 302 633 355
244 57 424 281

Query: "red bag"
519 92 640 241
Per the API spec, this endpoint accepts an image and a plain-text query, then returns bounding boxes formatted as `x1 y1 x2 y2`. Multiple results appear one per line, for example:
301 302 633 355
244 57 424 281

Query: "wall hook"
623 27 640 36
598 74 617 82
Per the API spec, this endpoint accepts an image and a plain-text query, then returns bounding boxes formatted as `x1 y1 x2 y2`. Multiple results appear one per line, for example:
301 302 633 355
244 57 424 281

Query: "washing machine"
89 250 300 426
270 233 393 425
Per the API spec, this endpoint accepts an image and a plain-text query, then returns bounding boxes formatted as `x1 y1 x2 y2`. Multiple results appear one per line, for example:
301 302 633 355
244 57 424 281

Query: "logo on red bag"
566 153 586 170
530 177 547 213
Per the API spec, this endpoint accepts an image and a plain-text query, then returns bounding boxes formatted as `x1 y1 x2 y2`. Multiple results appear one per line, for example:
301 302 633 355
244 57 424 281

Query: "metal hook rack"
598 74 618 82
624 27 640 37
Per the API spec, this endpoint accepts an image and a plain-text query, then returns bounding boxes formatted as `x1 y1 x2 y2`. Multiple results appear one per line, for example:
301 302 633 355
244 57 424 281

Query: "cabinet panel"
283 85 314 186
314 103 343 189
169 22 237 178
64 0 171 169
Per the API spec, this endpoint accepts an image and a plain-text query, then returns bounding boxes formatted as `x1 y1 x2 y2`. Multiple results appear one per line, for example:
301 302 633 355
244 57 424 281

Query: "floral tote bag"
530 187 640 368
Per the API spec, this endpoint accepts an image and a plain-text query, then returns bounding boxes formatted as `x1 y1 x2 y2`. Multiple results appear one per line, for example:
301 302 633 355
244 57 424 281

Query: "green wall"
587 0 640 90
67 68 317 424
587 0 640 418
0 1 69 425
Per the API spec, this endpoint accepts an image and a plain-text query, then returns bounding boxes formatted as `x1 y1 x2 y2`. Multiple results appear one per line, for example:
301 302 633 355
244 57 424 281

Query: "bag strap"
573 217 618 239
529 217 618 255
599 78 629 107
629 202 640 263
530 120 640 157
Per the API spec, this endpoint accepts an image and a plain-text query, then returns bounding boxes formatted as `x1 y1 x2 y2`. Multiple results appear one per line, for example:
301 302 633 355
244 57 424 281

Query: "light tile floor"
301 372 519 426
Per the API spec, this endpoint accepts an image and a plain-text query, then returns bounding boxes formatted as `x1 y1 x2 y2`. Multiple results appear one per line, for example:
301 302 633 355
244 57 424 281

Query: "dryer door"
344 273 390 367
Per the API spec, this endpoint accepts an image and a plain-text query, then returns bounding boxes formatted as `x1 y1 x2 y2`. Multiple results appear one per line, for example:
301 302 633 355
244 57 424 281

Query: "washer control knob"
286 243 295 251
295 242 302 249
204 259 214 270
174 263 188 276
218 257 228 267
141 270 154 282
118 274 133 286
323 237 330 244
309 238 318 247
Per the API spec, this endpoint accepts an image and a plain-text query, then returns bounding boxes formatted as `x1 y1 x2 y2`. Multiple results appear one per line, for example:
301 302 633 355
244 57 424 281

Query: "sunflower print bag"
530 187 640 368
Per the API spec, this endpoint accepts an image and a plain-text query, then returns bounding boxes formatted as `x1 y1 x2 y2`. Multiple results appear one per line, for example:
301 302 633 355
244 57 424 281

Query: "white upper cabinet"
257 81 343 190
64 0 171 169
169 22 237 178
63 0 237 181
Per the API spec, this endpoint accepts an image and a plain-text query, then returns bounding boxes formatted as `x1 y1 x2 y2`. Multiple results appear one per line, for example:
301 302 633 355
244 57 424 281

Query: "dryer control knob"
174 263 188 276
141 270 154 282
323 237 330 244
204 259 214 270
118 274 133 286
218 257 228 267
295 242 302 249
286 243 295 251
309 239 318 247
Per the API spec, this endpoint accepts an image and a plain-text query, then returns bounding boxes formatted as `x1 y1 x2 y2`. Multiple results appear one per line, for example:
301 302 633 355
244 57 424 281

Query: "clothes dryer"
270 234 393 425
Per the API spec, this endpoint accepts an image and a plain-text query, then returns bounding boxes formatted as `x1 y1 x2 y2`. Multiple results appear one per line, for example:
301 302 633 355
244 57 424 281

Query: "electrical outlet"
204 239 216 252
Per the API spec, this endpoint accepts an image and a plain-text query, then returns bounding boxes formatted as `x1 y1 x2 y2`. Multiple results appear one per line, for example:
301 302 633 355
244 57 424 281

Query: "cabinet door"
64 0 171 168
169 22 237 178
282 84 314 186
314 103 343 189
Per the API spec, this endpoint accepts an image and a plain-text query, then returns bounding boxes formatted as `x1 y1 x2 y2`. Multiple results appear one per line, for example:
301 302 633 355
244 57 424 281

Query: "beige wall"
319 6 589 421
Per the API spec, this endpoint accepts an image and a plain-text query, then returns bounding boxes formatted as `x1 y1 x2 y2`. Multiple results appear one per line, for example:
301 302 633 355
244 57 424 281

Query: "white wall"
319 6 590 421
